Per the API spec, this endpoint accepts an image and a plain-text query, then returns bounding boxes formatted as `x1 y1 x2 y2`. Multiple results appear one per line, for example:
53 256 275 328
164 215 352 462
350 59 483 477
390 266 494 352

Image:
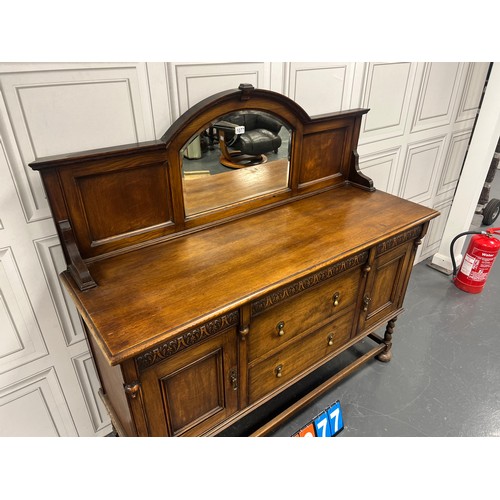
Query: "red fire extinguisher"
450 227 500 293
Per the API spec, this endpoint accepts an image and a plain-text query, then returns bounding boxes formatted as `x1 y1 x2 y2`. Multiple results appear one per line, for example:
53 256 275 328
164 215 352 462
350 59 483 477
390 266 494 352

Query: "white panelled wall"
0 62 490 436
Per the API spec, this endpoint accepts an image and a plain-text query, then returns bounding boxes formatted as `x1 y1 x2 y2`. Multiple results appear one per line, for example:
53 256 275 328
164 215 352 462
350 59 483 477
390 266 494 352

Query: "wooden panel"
299 128 347 185
77 165 171 243
361 242 413 331
141 327 238 436
162 350 223 433
57 149 173 258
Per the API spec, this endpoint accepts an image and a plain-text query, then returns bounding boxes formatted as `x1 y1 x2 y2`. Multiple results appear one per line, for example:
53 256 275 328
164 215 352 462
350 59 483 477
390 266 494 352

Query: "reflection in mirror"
181 110 291 216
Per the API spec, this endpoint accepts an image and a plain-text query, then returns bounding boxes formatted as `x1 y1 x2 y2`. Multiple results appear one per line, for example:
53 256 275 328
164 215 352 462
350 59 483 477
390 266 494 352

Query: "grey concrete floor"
267 170 500 438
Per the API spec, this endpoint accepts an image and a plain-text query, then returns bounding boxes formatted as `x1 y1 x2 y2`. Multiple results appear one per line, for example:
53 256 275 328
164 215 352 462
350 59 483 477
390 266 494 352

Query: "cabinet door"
140 327 238 436
359 241 414 332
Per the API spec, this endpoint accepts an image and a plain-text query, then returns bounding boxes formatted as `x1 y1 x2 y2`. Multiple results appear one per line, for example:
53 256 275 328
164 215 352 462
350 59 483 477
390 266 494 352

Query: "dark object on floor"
214 111 282 168
478 136 500 225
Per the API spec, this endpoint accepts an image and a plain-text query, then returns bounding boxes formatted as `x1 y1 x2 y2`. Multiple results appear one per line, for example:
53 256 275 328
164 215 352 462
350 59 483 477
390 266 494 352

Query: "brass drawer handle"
276 321 285 337
327 333 335 346
332 292 340 307
363 295 372 312
275 364 283 378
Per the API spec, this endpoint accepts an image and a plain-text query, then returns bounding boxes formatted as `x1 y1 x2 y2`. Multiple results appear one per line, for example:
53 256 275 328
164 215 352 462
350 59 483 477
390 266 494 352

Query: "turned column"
377 316 397 362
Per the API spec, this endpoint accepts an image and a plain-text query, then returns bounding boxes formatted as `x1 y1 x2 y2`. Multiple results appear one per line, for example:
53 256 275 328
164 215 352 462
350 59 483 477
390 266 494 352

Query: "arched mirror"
180 110 292 216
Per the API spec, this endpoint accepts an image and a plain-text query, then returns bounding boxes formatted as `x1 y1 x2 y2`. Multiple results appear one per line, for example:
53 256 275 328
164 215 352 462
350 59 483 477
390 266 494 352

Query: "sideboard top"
61 185 438 365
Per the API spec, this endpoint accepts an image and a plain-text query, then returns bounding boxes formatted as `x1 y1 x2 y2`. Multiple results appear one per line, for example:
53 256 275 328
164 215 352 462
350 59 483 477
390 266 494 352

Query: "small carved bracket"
124 380 141 399
58 220 97 290
348 150 375 191
238 83 255 101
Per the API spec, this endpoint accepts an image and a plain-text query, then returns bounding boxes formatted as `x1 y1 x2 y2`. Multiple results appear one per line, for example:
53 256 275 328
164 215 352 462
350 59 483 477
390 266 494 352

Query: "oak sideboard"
30 84 439 436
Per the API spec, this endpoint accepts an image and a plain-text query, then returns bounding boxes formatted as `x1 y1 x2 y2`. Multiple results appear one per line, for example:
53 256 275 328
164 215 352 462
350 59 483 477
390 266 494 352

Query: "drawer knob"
275 364 283 378
363 295 372 312
332 292 341 307
327 333 335 346
276 321 285 337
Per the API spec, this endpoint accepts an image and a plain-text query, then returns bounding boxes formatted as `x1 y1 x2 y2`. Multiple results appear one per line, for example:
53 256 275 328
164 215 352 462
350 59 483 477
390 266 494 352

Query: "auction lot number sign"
292 400 344 437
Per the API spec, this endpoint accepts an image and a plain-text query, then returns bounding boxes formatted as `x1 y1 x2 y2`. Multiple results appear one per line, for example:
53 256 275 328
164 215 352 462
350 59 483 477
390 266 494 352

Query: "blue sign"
326 400 344 436
293 400 344 437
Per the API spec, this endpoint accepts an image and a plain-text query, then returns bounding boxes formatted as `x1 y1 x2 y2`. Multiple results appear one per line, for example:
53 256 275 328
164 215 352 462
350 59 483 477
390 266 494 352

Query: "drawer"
249 267 361 361
248 309 353 404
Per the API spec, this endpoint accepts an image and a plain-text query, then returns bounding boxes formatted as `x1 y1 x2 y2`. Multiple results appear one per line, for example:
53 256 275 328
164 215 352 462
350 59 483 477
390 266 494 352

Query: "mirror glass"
181 110 291 216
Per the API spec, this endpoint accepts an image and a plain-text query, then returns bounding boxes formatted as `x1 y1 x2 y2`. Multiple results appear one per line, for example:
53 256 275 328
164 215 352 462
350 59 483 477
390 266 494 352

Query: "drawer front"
249 267 361 361
248 309 353 404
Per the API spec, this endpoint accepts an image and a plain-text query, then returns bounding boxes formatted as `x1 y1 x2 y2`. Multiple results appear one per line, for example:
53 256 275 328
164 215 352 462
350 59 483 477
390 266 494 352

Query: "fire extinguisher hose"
449 231 485 278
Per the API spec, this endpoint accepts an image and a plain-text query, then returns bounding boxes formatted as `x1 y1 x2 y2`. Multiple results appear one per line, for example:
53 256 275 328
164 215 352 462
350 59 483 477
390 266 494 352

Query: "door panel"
140 327 238 436
360 242 413 332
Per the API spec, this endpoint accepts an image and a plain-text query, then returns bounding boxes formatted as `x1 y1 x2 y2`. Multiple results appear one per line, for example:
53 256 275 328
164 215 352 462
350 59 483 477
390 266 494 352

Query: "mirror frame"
161 84 311 230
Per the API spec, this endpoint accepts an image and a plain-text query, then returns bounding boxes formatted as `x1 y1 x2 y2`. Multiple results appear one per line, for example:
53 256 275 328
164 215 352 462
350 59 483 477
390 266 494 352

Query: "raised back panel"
298 116 357 192
30 84 371 289
57 147 174 259
76 165 171 243
300 128 347 185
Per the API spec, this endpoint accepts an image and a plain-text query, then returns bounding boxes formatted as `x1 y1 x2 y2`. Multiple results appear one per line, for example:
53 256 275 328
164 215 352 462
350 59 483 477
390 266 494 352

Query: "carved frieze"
136 310 239 370
251 251 369 315
376 226 422 255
